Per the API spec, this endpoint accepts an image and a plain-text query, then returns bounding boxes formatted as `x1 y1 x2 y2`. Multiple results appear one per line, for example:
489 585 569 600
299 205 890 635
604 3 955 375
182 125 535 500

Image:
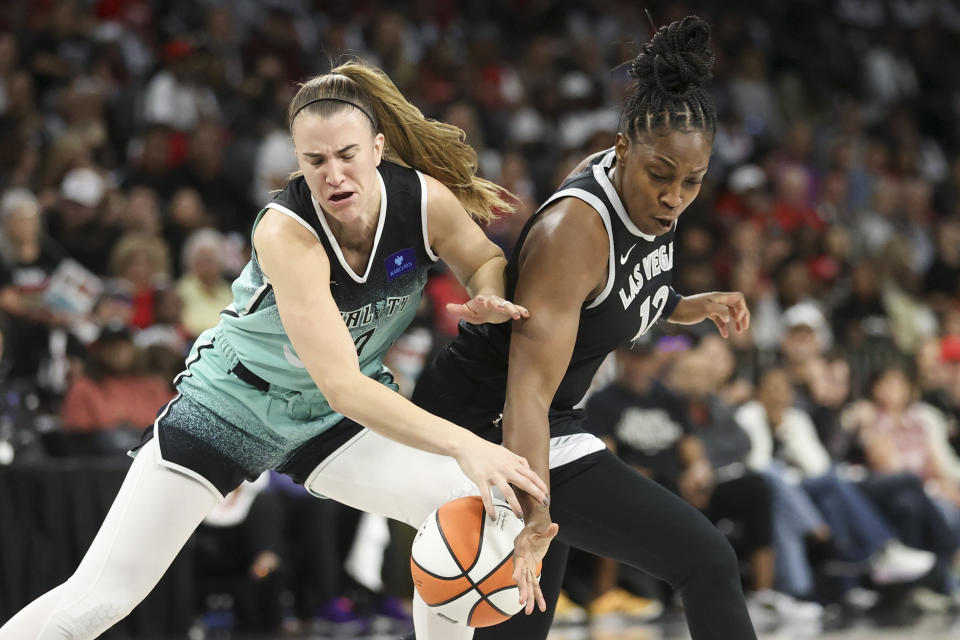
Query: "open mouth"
653 216 674 231
329 192 354 203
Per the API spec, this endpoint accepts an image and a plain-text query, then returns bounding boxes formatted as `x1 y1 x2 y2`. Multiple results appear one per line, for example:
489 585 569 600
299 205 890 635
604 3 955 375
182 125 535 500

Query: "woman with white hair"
176 228 232 339
0 188 69 382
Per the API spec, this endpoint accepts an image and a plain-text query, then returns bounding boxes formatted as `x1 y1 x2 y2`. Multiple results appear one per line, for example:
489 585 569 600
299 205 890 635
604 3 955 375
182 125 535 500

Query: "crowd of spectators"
1 0 960 635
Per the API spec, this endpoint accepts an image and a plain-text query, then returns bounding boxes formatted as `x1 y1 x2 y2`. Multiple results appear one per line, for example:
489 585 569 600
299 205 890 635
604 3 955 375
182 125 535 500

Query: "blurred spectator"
108 232 170 329
737 368 938 593
172 120 251 235
59 321 173 433
581 344 819 624
46 167 119 275
176 229 232 340
923 216 960 313
122 125 180 199
164 186 216 270
0 188 67 382
142 39 220 131
844 365 960 526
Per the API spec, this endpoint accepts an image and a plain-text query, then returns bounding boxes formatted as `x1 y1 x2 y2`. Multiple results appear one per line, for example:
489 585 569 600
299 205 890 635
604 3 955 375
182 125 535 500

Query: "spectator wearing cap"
59 321 174 433
176 229 232 340
715 164 770 230
46 167 120 275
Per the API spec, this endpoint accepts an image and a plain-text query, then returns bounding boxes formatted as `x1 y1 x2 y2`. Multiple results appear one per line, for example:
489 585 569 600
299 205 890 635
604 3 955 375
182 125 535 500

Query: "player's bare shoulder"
518 196 609 295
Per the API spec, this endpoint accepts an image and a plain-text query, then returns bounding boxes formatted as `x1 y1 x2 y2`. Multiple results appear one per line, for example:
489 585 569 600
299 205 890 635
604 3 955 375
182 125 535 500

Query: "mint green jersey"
215 161 438 394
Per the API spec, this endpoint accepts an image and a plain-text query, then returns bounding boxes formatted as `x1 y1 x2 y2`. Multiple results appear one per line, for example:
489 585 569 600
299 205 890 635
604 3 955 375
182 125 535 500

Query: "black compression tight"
476 450 757 640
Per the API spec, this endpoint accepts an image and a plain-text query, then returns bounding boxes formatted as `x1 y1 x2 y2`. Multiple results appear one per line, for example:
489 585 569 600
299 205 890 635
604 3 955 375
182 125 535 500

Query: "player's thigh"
304 429 478 528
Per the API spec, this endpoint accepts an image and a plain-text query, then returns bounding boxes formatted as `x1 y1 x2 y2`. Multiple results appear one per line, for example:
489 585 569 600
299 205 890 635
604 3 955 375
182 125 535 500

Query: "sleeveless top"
216 160 438 392
443 148 682 414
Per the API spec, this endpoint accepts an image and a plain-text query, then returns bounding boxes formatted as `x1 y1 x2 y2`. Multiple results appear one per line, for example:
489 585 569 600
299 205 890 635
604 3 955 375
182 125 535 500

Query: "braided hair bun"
622 15 717 138
630 16 714 98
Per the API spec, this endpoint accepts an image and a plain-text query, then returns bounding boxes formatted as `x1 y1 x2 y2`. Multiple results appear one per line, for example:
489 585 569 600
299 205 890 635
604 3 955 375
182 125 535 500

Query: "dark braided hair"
623 15 717 140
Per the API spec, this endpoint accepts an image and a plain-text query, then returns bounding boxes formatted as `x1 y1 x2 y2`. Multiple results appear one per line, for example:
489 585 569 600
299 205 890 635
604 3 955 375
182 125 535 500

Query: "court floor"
157 613 960 639
546 613 960 640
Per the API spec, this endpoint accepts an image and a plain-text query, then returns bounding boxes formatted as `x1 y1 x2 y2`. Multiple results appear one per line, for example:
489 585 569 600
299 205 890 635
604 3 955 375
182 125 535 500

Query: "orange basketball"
410 496 541 627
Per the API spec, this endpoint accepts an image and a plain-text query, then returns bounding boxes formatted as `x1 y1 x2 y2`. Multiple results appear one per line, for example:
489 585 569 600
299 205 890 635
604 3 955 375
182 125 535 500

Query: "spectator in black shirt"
0 188 67 382
585 342 821 624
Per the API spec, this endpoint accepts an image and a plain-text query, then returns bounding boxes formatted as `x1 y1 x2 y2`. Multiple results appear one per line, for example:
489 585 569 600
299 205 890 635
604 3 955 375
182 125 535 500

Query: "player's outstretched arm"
668 291 750 338
500 198 609 613
425 175 530 324
254 210 547 519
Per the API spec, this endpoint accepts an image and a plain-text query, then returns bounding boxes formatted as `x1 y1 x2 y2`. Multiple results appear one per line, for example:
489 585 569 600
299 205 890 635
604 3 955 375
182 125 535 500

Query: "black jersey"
415 148 681 430
218 160 437 391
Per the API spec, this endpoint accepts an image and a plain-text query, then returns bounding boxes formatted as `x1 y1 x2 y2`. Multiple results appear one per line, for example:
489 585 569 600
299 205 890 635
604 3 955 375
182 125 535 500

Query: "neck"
325 192 381 251
611 164 625 202
14 239 39 261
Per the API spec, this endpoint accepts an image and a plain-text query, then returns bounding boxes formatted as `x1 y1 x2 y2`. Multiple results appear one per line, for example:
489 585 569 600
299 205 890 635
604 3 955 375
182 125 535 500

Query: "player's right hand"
454 438 549 520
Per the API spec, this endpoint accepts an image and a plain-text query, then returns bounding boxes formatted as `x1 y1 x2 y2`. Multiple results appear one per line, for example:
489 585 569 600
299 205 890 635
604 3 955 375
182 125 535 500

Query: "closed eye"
648 171 671 182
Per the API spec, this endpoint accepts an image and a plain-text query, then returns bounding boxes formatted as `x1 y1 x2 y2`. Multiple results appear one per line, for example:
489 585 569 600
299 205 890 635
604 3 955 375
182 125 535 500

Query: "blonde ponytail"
288 60 515 223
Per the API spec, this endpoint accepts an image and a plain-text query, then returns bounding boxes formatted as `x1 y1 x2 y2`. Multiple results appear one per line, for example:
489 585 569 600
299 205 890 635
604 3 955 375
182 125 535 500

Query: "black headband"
289 97 377 129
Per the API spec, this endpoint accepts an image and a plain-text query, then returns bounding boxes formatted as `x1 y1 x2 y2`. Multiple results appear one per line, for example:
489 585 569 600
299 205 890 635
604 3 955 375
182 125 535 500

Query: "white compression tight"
306 428 490 640
0 438 220 639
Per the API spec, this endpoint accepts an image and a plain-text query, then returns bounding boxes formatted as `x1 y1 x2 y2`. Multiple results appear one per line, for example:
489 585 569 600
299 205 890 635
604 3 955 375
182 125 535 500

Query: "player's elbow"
320 372 365 416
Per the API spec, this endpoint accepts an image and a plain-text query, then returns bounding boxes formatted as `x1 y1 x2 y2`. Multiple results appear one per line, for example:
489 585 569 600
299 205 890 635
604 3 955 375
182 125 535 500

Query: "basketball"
410 496 541 627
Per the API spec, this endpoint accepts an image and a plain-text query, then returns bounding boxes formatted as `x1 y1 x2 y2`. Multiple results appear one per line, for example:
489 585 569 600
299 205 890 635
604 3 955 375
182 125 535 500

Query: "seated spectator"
59 321 173 435
738 368 937 593
844 364 960 538
46 167 120 276
176 229 232 340
108 232 171 329
583 343 819 625
0 188 68 383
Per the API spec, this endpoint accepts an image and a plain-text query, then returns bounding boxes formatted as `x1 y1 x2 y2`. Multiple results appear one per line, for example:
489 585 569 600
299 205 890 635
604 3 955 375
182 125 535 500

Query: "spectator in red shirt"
59 321 173 433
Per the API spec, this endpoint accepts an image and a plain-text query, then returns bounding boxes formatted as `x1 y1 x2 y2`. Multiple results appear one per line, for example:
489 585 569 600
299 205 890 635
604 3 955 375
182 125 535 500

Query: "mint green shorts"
139 328 391 498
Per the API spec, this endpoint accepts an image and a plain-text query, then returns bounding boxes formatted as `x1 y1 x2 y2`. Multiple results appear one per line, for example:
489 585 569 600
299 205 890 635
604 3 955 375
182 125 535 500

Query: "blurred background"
0 0 959 638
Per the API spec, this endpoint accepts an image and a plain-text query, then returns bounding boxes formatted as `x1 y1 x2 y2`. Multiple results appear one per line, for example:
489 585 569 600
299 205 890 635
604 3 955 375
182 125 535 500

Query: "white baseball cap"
61 168 105 207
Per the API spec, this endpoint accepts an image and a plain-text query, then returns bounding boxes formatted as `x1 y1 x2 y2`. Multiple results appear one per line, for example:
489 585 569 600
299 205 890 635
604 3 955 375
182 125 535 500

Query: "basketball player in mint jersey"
0 62 548 640
409 17 757 640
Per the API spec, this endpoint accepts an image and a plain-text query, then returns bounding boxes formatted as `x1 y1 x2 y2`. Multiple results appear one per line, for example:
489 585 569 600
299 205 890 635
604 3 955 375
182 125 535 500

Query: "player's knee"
46 601 135 639
702 527 740 580
680 524 740 587
46 584 143 638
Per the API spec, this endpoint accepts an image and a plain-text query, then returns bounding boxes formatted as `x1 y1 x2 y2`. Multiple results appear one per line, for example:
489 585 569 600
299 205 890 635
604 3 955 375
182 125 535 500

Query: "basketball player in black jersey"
411 16 756 640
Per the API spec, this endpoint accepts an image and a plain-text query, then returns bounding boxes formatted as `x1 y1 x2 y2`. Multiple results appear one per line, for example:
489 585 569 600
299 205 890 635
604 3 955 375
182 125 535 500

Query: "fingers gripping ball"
411 496 542 627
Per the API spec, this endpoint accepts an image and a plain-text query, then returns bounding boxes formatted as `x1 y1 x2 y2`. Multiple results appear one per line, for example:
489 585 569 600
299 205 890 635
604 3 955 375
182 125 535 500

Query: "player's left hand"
446 294 530 325
668 291 750 338
513 512 559 615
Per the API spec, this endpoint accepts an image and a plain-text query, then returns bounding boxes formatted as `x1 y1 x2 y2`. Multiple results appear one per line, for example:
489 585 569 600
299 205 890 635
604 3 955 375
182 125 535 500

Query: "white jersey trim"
264 202 321 241
547 432 606 468
416 171 440 262
536 187 616 310
311 171 387 284
595 150 656 241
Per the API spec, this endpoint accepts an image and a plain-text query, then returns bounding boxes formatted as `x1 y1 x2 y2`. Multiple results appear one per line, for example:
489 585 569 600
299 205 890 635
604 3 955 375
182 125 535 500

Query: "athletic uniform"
408 148 757 640
140 160 438 498
413 147 681 449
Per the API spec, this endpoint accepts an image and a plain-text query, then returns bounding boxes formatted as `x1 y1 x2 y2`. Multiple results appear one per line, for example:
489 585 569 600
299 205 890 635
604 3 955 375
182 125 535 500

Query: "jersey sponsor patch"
386 248 416 280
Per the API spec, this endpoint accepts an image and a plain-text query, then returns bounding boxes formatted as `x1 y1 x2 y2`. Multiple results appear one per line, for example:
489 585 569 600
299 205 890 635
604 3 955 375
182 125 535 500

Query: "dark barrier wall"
0 459 196 636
